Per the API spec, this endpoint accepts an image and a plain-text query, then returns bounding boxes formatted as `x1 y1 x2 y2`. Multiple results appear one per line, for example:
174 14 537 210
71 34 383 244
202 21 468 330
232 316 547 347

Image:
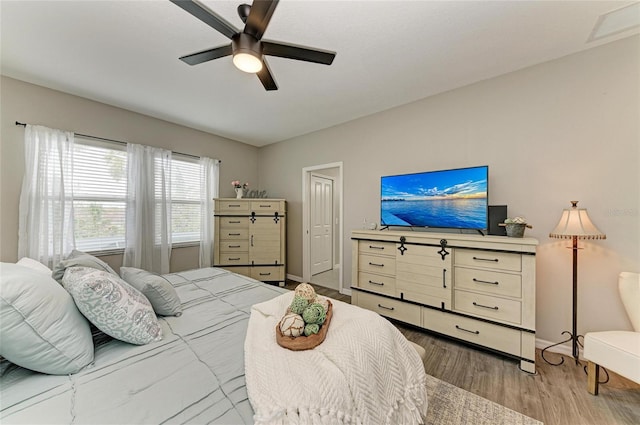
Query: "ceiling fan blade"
256 58 278 91
170 0 239 39
179 44 233 65
262 41 336 65
244 0 279 40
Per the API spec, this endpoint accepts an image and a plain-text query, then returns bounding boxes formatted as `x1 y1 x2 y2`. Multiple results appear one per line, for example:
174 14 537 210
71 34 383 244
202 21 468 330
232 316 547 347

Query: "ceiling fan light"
233 52 263 73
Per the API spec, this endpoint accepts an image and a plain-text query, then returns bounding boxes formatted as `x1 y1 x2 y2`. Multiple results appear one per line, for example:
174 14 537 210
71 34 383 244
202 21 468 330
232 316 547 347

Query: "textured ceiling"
2 1 638 146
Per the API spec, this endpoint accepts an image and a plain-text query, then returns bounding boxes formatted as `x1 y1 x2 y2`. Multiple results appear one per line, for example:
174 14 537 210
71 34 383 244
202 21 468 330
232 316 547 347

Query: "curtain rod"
15 121 217 162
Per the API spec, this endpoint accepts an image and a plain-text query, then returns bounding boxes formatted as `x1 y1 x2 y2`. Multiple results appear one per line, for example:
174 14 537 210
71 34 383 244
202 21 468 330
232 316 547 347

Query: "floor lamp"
542 201 606 366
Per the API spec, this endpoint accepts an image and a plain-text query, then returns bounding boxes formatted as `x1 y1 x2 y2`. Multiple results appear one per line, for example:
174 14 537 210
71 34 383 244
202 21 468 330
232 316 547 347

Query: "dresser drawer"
357 272 396 296
422 307 521 356
353 291 421 326
216 200 250 213
219 241 248 252
455 267 521 298
251 266 284 281
250 200 284 213
217 253 249 265
455 249 521 272
219 217 249 228
219 228 249 240
454 290 522 325
358 241 396 256
358 253 396 275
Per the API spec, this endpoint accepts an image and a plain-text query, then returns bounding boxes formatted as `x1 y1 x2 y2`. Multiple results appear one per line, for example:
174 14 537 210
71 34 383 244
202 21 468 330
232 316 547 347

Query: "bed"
1 262 427 424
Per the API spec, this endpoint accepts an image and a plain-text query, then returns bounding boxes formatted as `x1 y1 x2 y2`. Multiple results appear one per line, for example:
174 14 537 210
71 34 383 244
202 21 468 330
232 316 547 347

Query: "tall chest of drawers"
213 199 286 285
351 230 537 373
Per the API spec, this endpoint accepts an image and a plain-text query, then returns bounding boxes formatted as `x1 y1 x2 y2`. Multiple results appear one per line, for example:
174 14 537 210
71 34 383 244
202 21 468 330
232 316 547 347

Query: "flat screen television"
380 165 488 231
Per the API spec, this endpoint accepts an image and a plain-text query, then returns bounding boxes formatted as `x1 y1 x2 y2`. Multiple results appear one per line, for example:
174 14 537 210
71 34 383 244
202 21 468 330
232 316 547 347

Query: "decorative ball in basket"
276 283 333 351
499 216 532 238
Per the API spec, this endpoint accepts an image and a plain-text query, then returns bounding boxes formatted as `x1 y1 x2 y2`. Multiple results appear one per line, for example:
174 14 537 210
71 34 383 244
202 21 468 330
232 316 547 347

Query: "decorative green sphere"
290 296 309 315
304 323 320 336
302 303 326 325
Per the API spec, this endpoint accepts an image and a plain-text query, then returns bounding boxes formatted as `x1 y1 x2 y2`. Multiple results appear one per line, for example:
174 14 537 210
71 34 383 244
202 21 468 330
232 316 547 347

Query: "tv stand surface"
351 229 538 373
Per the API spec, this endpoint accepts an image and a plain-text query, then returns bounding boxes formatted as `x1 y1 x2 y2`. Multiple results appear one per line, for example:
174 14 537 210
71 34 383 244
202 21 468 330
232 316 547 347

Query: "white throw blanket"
245 292 427 425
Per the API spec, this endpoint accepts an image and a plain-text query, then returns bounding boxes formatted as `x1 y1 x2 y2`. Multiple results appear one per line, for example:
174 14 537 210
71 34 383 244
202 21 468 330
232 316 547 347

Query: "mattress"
1 267 287 424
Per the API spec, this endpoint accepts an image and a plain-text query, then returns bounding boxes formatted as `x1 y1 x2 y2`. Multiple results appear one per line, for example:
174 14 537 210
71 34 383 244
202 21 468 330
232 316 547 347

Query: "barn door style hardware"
438 239 450 260
250 211 256 223
273 212 280 223
397 236 407 255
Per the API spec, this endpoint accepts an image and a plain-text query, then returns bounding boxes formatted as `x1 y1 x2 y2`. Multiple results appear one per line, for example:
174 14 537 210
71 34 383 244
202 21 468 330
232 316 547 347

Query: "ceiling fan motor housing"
232 33 262 58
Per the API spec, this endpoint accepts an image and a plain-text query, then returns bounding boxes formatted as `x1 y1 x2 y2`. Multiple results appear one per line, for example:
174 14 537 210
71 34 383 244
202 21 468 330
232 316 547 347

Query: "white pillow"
62 267 162 345
16 257 52 275
0 263 94 374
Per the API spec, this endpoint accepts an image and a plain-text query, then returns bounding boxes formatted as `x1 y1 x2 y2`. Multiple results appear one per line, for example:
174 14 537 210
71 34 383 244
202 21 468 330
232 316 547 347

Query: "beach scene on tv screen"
381 167 487 229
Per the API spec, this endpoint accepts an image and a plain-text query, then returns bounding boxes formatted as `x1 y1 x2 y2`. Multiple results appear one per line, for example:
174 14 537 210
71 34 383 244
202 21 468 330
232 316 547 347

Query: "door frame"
302 162 344 293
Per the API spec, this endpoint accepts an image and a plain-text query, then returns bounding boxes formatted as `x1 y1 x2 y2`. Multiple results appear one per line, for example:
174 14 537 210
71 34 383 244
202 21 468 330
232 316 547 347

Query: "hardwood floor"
284 280 640 425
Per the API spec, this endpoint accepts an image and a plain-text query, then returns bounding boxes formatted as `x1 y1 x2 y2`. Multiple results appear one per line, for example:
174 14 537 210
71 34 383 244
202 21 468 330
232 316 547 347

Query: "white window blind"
73 138 127 252
171 156 201 244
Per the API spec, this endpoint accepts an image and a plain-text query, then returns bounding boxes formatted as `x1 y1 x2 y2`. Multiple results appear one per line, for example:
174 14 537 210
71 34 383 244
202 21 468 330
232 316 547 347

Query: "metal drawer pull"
259 204 272 208
368 280 384 286
229 257 240 261
473 278 499 285
455 325 480 335
369 262 384 267
473 256 499 262
473 302 499 310
259 272 271 276
228 245 241 248
442 268 447 288
229 220 241 224
377 304 395 311
369 245 385 250
229 204 241 207
229 233 241 236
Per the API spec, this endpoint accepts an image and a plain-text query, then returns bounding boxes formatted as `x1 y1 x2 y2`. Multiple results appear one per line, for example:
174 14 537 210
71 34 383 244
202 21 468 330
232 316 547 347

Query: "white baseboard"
286 273 303 283
535 337 583 358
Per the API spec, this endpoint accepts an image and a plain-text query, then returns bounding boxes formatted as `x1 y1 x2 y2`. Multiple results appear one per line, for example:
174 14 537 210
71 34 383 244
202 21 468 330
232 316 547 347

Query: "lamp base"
540 330 582 366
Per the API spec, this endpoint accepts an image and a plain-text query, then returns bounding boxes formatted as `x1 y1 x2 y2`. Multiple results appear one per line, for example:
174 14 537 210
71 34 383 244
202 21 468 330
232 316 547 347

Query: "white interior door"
310 174 333 275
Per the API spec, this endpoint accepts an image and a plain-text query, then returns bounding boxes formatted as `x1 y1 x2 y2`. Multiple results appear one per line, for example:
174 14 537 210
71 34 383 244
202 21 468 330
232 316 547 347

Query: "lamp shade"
549 201 606 240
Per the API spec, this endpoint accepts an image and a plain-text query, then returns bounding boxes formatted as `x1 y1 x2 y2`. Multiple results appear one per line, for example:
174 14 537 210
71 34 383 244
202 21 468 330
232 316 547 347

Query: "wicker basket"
276 300 333 351
499 223 532 238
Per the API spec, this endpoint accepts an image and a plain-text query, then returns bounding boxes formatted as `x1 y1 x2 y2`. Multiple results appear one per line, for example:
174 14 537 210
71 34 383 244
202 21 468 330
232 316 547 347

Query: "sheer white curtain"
123 143 172 274
199 157 220 267
18 125 76 268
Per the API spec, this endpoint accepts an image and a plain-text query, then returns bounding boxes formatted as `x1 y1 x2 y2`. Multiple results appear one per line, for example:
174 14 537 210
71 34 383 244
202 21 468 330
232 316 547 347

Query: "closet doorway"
302 162 343 293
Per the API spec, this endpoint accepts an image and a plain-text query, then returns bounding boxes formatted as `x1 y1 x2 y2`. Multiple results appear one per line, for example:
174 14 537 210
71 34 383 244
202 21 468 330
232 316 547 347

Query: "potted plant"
499 216 532 238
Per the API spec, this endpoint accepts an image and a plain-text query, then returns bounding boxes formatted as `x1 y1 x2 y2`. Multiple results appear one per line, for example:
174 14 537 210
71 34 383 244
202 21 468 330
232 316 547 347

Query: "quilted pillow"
52 250 117 283
0 263 94 374
62 267 162 345
120 267 182 317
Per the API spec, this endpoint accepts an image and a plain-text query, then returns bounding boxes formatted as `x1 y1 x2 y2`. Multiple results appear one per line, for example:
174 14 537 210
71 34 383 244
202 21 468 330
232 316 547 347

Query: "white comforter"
245 292 427 425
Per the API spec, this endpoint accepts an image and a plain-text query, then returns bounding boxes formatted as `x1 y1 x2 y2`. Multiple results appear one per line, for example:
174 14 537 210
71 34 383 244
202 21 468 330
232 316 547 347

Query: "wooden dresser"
351 229 537 373
213 199 286 285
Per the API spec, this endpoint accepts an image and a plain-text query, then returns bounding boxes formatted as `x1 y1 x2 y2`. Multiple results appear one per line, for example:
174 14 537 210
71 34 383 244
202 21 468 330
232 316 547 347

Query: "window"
171 156 201 244
72 138 203 253
73 138 128 252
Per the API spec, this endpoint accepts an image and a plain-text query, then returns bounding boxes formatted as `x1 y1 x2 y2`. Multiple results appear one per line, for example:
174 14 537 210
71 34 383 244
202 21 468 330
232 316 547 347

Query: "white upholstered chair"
584 272 640 395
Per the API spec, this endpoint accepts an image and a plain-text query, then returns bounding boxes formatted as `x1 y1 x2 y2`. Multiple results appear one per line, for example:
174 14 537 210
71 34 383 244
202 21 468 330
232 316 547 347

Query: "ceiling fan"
170 0 336 91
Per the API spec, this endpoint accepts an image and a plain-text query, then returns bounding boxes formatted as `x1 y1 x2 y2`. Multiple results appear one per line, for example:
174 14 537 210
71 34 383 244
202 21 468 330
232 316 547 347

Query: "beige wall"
258 35 640 344
0 76 259 272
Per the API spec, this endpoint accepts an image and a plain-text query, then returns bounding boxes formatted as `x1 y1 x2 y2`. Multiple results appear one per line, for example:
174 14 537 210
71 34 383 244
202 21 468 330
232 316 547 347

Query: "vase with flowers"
232 180 249 199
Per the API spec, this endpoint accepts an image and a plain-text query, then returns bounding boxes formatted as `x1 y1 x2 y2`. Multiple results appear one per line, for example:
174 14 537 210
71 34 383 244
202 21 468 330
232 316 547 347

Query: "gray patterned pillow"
119 267 182 317
62 267 162 345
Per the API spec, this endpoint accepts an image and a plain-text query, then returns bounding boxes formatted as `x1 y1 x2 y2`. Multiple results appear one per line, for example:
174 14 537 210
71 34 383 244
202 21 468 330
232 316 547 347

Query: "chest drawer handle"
228 233 241 236
455 325 480 335
472 301 499 310
369 262 385 267
377 304 395 311
229 204 241 208
472 278 500 285
368 280 384 286
228 257 241 261
228 245 241 248
473 256 499 262
369 245 385 250
229 220 241 224
259 272 272 276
